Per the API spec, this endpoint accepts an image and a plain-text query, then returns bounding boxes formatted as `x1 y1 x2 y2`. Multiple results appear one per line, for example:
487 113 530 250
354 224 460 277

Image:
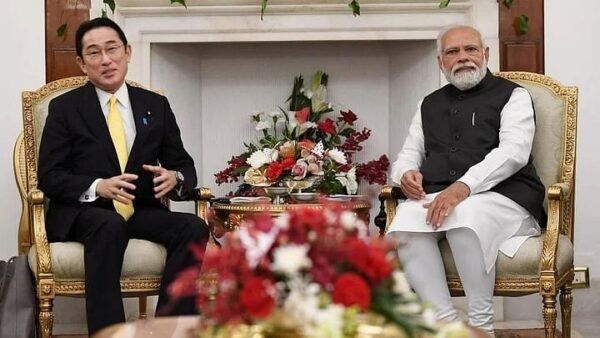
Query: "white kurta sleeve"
391 100 426 185
457 87 536 195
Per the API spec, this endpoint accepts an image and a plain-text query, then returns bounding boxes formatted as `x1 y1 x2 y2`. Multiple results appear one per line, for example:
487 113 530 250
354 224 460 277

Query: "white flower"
395 302 422 314
303 88 314 99
267 110 284 119
264 148 279 162
238 227 279 268
255 120 272 131
392 271 412 295
328 148 347 165
306 304 345 338
339 211 358 230
312 141 325 157
274 213 290 230
247 149 271 169
422 308 437 327
336 168 358 195
347 166 356 181
287 117 316 137
283 279 320 326
435 321 470 338
272 244 312 277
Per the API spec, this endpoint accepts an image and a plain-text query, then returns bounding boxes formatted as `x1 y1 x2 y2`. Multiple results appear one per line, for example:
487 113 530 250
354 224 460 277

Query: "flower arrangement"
215 71 389 196
168 206 469 338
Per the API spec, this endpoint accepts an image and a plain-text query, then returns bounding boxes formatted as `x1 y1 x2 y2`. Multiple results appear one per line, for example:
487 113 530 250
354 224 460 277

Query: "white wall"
545 0 600 281
0 1 45 259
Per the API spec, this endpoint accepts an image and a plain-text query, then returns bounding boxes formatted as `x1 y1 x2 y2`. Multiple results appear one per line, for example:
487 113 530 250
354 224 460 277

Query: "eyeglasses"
83 44 124 62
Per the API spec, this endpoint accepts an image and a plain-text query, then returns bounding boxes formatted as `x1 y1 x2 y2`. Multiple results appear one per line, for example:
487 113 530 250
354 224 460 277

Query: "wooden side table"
212 198 371 232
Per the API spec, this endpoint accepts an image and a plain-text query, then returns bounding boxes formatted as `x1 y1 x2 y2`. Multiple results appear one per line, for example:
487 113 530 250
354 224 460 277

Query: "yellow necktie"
108 96 134 220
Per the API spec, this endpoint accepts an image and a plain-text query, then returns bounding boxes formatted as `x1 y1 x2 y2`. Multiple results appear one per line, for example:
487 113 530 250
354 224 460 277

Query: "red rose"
240 277 275 318
332 272 371 310
281 157 296 170
295 106 311 123
265 162 283 181
318 118 337 135
338 110 358 125
344 237 393 284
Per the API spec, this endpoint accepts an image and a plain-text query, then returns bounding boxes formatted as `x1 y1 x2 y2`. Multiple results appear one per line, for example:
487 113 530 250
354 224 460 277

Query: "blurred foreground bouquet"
169 206 470 338
214 71 389 196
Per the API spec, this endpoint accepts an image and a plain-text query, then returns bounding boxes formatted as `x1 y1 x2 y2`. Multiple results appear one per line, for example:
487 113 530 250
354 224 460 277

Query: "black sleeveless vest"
420 70 546 224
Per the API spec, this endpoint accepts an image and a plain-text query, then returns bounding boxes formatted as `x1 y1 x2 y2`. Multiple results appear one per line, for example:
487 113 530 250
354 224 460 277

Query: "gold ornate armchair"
14 76 213 338
375 72 577 338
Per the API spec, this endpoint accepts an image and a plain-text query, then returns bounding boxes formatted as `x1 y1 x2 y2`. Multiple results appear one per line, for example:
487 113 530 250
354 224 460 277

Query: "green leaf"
318 178 345 195
517 14 529 35
503 0 514 7
101 9 107 18
103 0 116 13
438 0 450 8
232 166 250 175
348 0 360 17
370 289 417 338
260 0 268 20
57 24 67 40
171 0 187 7
339 127 354 137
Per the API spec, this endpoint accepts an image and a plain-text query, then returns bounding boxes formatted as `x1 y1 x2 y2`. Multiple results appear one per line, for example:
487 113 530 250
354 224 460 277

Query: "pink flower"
291 161 308 179
295 106 311 124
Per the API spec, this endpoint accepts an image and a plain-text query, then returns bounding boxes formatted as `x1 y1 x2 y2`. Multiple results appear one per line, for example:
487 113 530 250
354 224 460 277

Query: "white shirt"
390 87 536 196
78 83 137 202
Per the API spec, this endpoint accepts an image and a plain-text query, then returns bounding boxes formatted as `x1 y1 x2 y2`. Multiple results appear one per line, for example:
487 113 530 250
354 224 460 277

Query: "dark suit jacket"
38 82 197 242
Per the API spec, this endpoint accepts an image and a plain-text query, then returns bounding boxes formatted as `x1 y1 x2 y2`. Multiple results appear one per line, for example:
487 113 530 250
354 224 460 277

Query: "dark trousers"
69 206 209 335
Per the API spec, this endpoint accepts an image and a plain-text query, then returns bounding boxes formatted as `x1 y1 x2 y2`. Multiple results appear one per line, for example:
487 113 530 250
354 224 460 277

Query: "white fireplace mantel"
100 0 499 84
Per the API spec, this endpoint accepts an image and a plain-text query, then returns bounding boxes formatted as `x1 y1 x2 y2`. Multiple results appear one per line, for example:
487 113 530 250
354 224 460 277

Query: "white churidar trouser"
393 229 496 336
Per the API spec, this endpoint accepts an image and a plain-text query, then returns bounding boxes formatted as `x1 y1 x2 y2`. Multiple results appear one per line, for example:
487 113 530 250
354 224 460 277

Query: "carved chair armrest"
374 186 407 236
27 189 54 278
539 183 571 292
189 187 213 222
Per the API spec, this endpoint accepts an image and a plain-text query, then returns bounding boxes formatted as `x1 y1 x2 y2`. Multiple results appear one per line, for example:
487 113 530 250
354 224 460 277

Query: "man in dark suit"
38 17 209 335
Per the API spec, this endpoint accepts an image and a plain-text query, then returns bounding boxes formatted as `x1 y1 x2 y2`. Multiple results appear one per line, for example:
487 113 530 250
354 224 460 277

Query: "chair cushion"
441 233 573 279
28 239 167 280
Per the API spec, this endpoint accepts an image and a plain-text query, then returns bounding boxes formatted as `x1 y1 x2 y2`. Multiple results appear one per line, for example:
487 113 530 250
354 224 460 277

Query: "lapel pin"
143 111 152 125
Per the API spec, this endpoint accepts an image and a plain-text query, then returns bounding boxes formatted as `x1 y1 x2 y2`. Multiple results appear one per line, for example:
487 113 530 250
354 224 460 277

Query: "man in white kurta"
386 25 545 336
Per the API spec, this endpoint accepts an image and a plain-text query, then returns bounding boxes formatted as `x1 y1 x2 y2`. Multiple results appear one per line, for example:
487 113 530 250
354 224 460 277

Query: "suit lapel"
126 85 152 173
78 82 120 171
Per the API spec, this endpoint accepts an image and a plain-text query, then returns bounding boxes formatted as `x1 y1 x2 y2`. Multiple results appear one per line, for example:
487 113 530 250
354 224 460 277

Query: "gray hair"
436 24 487 55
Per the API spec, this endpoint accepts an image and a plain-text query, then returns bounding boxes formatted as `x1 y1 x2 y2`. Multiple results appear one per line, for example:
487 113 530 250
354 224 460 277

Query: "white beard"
442 58 488 91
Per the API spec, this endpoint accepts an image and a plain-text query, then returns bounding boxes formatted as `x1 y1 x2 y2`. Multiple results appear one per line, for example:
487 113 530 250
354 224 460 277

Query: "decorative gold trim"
379 186 398 235
214 200 370 232
54 278 162 295
213 200 370 214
